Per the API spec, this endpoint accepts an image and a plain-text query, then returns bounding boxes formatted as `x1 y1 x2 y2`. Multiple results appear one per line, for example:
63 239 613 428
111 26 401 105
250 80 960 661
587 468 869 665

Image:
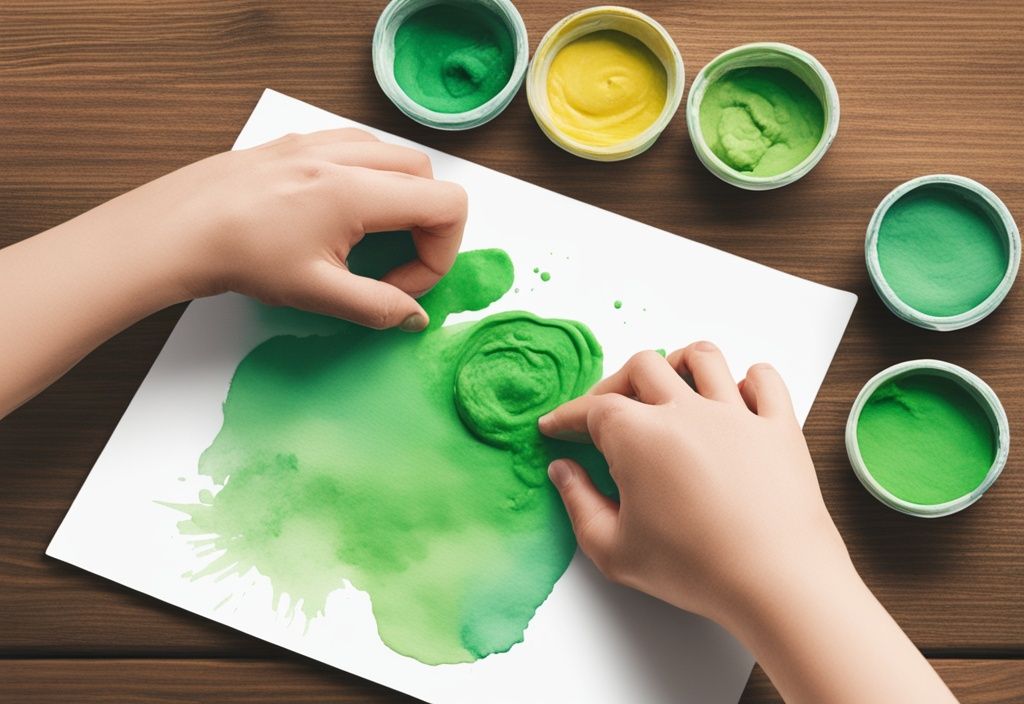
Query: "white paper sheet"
48 89 856 704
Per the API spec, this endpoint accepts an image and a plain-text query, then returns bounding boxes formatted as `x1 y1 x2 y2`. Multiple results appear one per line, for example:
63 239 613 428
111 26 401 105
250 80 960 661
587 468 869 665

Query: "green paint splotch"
169 241 611 665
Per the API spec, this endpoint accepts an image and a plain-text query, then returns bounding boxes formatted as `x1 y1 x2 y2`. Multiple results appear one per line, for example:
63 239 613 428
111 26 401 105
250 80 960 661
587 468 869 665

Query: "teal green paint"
613 300 622 309
540 271 551 282
699 67 824 176
393 3 515 114
856 373 995 504
877 186 1008 316
168 240 612 665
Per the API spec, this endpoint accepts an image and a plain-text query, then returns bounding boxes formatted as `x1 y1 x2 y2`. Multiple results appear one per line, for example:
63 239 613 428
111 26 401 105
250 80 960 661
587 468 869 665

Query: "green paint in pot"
698 66 824 176
856 372 996 505
393 3 515 114
876 185 1009 317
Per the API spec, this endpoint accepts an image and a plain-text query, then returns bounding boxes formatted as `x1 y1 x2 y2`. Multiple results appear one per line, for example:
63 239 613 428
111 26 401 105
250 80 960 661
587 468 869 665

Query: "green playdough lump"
699 67 824 176
168 243 613 665
393 3 515 113
877 186 1008 317
455 312 600 452
856 372 995 505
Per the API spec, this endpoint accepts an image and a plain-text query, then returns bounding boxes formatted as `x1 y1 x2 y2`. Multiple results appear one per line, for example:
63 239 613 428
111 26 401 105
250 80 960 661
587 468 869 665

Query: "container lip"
685 42 840 190
865 174 1022 331
372 0 529 130
844 359 1010 518
525 5 685 161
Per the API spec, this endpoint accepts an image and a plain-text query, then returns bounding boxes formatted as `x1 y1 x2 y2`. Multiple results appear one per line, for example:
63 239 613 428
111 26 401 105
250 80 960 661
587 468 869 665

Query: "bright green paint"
856 372 995 505
699 67 824 176
393 3 514 114
613 300 622 309
540 271 551 281
168 238 612 665
877 186 1008 317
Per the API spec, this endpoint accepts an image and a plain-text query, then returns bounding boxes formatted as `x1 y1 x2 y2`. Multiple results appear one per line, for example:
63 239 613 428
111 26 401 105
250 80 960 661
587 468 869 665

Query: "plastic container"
845 360 1009 518
372 0 529 130
865 174 1021 331
686 42 839 190
526 6 684 161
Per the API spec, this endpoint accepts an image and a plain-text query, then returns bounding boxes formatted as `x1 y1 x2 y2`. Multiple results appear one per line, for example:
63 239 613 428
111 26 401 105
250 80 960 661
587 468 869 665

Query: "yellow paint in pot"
546 30 668 147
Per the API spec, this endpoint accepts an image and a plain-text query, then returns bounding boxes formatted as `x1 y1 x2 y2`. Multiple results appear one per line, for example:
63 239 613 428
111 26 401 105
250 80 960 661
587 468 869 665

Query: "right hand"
538 341 851 628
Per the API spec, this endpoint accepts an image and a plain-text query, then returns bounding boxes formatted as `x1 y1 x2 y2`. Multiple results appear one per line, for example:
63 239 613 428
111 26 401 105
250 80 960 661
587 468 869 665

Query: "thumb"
548 459 619 570
297 262 429 332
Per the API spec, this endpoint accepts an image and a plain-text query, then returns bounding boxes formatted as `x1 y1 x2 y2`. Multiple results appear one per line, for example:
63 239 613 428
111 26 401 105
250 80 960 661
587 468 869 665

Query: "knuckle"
589 395 632 433
630 349 663 368
368 297 399 330
440 180 469 211
339 127 373 140
409 150 433 175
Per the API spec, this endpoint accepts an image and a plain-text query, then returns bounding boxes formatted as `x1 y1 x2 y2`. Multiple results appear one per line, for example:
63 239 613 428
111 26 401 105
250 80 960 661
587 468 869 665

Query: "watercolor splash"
169 237 612 665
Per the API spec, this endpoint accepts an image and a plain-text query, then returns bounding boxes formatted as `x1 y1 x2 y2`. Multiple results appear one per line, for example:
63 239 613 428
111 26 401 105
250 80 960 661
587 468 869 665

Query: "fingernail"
548 460 573 489
537 412 552 429
399 313 427 333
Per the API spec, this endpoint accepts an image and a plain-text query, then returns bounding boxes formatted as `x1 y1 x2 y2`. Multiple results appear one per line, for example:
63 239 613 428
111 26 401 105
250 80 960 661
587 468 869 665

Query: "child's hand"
538 342 848 626
117 128 468 331
540 343 958 703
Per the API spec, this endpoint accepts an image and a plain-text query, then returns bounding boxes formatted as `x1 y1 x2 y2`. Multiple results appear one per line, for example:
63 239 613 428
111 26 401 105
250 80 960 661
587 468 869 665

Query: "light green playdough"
699 67 824 176
167 237 612 665
877 186 1008 316
856 372 995 505
393 3 515 114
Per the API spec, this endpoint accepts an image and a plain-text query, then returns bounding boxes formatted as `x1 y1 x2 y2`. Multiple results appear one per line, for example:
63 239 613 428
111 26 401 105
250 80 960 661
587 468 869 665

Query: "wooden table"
2 1 1022 701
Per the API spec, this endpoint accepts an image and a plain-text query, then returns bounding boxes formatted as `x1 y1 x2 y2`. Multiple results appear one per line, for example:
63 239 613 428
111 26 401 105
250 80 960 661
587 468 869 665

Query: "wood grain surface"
1 0 1021 701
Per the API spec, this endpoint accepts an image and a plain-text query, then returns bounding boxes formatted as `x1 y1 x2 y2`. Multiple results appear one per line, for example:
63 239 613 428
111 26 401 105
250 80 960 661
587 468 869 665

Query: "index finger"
538 393 638 455
347 168 468 296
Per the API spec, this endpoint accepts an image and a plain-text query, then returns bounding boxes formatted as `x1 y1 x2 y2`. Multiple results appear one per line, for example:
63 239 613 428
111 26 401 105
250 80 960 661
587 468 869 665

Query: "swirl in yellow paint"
546 30 667 146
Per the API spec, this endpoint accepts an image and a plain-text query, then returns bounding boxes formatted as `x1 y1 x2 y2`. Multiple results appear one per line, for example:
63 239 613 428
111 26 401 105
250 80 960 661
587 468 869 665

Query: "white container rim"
685 42 840 190
844 359 1010 518
372 0 529 130
864 174 1022 331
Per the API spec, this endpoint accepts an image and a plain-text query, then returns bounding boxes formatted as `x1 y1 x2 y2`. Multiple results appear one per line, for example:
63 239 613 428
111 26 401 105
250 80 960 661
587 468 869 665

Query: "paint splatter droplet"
540 271 551 282
613 300 623 309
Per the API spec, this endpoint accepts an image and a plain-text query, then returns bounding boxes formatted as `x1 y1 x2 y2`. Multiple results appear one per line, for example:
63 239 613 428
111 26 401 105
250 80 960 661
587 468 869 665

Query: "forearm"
0 194 196 417
729 549 956 704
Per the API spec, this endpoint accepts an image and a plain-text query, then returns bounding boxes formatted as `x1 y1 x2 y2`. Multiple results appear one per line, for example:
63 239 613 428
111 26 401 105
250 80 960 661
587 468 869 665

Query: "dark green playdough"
393 3 515 113
168 239 612 665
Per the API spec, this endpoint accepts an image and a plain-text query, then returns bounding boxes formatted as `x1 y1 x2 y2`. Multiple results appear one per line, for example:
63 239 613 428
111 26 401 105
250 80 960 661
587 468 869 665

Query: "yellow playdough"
546 30 667 147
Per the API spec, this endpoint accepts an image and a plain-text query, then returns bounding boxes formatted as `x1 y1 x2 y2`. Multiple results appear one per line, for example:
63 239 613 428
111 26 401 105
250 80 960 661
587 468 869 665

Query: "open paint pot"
845 360 1009 518
372 0 529 130
686 43 839 190
526 6 684 161
866 174 1021 331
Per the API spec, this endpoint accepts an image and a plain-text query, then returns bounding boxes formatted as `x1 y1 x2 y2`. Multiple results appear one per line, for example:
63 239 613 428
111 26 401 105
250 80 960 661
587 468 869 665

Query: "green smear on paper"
168 239 612 665
699 67 824 176
877 186 1008 317
856 372 995 504
393 3 515 114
